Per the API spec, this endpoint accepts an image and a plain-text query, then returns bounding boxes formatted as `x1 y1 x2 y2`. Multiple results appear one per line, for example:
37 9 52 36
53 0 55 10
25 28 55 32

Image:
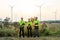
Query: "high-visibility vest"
19 20 25 26
27 21 32 26
34 20 39 26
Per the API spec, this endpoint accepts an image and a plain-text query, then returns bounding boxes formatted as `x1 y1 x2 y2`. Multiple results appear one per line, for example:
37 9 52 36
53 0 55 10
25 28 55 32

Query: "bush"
40 29 51 36
53 29 60 36
0 28 18 37
48 29 60 36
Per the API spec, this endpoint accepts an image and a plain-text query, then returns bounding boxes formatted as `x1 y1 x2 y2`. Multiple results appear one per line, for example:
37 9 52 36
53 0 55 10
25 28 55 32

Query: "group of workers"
19 17 47 37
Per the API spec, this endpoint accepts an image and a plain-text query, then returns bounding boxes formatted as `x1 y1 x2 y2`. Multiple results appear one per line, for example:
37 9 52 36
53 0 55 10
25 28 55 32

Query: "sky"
0 0 60 21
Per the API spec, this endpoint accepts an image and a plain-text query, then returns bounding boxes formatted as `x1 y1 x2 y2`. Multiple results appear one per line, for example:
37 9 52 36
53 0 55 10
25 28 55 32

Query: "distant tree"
4 17 10 28
13 22 19 28
0 18 2 28
12 21 20 32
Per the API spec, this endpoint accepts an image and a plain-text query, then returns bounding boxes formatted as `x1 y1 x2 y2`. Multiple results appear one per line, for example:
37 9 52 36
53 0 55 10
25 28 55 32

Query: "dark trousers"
27 26 32 37
34 26 40 37
19 26 24 37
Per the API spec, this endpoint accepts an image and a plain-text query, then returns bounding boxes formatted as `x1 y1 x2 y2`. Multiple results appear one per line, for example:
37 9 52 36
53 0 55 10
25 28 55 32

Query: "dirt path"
0 37 60 40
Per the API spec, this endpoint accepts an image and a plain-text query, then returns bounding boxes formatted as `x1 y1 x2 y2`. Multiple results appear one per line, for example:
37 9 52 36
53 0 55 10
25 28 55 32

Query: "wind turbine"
8 0 16 22
9 5 15 22
36 3 45 21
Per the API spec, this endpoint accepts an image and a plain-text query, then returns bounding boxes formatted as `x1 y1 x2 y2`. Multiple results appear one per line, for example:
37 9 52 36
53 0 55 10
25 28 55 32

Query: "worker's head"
28 18 30 22
21 17 23 20
31 18 34 22
35 17 38 20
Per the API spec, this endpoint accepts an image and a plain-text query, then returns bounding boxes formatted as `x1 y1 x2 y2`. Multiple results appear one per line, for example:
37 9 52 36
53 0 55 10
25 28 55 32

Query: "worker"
27 19 32 37
41 22 47 32
34 17 40 37
19 17 25 37
41 22 49 36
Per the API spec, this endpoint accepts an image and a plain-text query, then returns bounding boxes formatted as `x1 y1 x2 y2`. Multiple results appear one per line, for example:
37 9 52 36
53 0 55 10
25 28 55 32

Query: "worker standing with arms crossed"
19 17 25 37
34 17 40 37
27 19 32 37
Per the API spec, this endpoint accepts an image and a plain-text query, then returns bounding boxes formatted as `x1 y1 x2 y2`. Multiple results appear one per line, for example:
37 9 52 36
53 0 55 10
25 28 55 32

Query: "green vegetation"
0 28 60 37
0 27 60 37
0 28 18 37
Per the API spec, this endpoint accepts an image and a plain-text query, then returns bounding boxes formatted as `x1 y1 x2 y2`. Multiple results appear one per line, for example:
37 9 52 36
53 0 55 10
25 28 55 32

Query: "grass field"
46 23 60 31
0 23 60 40
24 23 60 34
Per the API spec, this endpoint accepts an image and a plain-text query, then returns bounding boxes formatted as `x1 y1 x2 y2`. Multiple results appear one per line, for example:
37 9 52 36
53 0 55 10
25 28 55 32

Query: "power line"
54 10 57 21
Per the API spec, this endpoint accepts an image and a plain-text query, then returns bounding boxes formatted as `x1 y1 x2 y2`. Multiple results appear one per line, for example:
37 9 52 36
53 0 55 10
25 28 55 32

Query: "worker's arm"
37 20 40 27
